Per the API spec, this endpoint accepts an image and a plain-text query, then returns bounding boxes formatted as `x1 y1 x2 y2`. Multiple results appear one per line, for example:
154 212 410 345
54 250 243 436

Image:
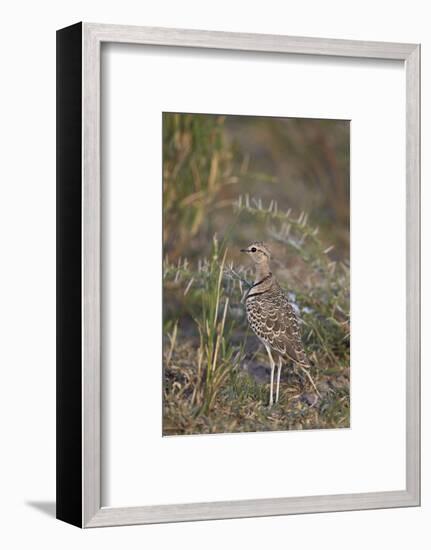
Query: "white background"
103 45 405 506
0 1 428 548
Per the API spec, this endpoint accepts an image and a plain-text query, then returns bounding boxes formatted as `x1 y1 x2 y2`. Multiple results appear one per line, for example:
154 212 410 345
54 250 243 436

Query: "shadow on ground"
26 501 56 518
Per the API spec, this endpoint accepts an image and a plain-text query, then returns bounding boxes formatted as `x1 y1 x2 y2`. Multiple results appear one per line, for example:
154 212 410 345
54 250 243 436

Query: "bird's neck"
254 261 271 283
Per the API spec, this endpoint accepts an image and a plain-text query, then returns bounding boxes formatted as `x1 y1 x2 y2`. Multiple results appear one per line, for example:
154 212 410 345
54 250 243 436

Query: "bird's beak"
240 249 249 253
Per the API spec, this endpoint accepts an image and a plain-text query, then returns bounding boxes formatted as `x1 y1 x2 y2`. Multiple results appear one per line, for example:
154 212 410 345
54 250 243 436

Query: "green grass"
163 113 244 260
191 237 239 415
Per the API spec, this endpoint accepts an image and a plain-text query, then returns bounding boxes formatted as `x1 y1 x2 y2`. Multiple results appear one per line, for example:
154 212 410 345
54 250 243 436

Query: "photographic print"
163 112 350 436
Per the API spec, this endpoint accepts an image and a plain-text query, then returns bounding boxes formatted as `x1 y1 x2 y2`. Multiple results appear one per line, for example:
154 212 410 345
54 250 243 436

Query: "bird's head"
240 241 271 264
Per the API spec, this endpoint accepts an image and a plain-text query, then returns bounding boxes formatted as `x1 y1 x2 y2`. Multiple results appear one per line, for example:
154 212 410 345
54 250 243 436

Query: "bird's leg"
276 356 282 403
269 361 275 408
298 365 321 398
264 344 275 407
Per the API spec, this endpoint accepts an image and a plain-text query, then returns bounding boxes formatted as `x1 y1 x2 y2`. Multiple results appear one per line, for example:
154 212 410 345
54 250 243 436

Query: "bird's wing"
255 295 309 367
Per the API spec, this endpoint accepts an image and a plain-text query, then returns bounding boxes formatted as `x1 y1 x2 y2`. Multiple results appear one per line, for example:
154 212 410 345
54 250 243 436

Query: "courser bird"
241 241 318 406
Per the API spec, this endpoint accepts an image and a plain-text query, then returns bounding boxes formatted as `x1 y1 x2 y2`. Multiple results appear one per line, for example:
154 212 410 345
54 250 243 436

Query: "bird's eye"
251 247 257 252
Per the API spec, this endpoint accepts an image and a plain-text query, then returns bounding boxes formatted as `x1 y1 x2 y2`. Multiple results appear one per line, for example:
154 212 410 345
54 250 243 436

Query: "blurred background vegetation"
163 112 350 435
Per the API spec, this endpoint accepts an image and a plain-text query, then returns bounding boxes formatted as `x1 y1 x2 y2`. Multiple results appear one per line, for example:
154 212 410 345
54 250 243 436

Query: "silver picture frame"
56 22 420 528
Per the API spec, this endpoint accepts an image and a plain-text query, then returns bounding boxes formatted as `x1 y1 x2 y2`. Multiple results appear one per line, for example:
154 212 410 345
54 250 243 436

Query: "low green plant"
192 237 236 414
164 236 244 419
